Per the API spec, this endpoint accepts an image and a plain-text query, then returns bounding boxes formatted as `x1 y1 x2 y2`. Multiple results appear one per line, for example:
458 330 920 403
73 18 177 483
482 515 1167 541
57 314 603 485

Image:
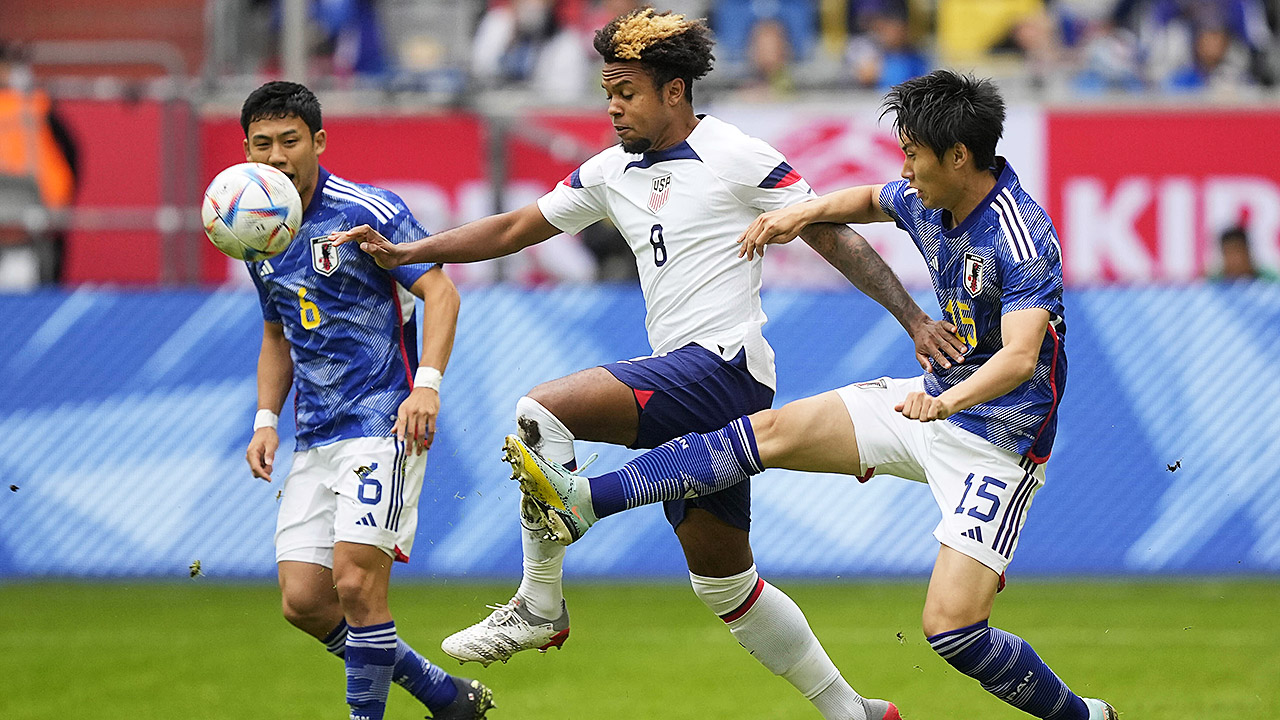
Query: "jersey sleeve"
372 191 440 289
247 263 282 323
998 230 1065 316
878 180 914 233
718 139 816 212
536 163 609 235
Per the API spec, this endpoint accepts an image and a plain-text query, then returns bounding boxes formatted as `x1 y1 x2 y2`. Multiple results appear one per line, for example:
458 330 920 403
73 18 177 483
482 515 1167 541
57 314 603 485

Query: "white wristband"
253 409 279 431
414 366 443 392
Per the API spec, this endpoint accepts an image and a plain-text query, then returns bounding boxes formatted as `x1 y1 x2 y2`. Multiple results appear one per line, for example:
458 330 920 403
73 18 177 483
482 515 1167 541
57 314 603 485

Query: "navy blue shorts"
602 344 774 531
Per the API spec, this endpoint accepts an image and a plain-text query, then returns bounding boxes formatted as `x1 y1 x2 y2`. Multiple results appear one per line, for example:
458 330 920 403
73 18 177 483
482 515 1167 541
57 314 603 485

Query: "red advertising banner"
1047 110 1280 284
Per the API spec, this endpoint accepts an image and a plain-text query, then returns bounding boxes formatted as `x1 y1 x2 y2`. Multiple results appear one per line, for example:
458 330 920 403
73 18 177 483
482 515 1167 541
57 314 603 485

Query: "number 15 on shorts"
955 473 1006 522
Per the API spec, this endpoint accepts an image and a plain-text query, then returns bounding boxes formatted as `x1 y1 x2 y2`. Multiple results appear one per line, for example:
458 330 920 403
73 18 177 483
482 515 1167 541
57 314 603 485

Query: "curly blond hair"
593 7 714 101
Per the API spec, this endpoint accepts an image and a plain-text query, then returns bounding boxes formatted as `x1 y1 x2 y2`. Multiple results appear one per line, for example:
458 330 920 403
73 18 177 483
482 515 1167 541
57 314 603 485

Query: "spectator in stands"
741 18 796 97
845 0 929 90
1063 0 1145 92
1213 225 1278 282
471 0 596 96
0 43 77 288
1166 8 1256 90
1115 0 1271 91
712 0 819 72
312 0 391 77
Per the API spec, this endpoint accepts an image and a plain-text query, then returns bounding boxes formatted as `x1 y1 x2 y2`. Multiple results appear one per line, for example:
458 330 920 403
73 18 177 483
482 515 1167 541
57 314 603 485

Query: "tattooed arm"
799 222 967 370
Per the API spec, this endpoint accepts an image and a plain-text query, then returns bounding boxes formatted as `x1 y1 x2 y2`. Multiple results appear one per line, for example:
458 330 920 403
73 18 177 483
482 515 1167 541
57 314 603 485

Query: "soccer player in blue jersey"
238 81 493 720
505 70 1119 720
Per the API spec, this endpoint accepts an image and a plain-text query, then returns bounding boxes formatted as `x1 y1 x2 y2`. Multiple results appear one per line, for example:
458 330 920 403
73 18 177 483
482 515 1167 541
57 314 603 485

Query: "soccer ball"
201 162 302 261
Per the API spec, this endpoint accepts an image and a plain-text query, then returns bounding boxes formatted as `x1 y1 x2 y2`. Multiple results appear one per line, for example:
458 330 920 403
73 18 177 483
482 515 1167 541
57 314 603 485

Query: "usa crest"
963 252 985 296
648 173 672 213
311 236 341 276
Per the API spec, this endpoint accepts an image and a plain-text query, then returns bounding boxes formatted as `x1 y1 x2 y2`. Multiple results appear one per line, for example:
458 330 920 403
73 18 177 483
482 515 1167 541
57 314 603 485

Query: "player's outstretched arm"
798 222 967 371
247 321 293 482
896 308 1050 421
397 267 460 455
331 203 562 269
737 184 890 260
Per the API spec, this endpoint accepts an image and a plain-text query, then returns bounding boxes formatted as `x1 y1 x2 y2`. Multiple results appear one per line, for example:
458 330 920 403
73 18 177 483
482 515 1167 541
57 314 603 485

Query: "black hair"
593 8 714 104
240 81 322 137
882 70 1005 170
1220 225 1249 246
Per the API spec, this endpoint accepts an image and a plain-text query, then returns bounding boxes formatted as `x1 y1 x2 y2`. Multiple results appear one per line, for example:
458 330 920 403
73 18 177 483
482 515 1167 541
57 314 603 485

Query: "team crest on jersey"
963 252 985 296
310 236 341 277
648 173 672 213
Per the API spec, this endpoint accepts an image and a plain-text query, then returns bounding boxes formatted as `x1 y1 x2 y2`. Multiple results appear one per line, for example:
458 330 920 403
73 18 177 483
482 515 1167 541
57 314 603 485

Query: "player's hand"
247 428 280 482
396 388 439 455
329 224 405 269
909 317 967 372
895 391 955 422
737 205 811 260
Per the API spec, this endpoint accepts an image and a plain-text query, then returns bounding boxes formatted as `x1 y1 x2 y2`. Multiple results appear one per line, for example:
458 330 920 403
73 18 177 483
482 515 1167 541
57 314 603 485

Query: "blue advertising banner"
0 285 1276 579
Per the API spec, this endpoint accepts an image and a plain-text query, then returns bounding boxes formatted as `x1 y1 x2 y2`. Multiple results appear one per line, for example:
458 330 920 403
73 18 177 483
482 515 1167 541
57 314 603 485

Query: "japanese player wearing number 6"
238 81 492 720
504 70 1119 720
334 9 961 719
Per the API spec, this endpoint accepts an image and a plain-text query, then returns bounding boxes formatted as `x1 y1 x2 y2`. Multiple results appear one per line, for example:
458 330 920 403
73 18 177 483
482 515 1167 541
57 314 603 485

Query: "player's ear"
950 143 969 171
313 129 327 156
667 77 686 107
243 137 251 162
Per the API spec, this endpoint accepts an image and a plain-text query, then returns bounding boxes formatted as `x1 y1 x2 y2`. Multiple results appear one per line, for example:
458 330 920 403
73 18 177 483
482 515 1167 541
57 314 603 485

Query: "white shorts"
275 436 426 567
835 376 1045 574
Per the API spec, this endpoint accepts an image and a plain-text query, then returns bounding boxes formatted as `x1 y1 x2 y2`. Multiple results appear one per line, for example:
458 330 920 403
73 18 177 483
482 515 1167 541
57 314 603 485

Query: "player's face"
899 134 959 210
602 62 672 154
244 115 326 208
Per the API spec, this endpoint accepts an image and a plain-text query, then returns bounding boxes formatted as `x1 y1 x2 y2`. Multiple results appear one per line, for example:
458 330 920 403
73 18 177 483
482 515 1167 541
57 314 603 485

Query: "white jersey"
537 115 815 390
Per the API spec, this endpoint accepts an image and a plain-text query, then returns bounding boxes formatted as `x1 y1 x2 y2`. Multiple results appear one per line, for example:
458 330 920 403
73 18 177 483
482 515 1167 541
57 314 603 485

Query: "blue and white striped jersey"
879 159 1067 461
247 168 437 451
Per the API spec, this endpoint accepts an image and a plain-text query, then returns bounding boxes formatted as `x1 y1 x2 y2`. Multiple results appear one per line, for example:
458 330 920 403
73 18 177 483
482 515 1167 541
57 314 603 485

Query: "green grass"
1 579 1276 719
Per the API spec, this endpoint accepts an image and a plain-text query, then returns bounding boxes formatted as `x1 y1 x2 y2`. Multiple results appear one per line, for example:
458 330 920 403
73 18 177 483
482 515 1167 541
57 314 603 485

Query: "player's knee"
921 606 984 640
515 394 573 447
332 567 379 615
280 590 334 630
746 408 790 461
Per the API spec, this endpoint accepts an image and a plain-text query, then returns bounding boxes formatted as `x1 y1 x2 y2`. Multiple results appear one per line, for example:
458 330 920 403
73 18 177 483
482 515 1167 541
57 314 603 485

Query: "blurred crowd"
267 0 1280 98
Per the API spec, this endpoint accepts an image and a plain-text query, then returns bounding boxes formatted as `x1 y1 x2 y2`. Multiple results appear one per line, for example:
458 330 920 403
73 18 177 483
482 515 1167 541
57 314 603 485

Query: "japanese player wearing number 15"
238 81 492 720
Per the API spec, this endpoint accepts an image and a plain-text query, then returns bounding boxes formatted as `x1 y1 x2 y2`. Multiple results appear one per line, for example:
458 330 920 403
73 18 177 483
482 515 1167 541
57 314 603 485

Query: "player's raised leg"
441 367 636 666
923 546 1115 720
510 390 865 535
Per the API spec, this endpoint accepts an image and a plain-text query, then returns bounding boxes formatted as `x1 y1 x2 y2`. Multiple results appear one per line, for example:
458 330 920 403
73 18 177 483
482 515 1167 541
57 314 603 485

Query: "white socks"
691 566 870 720
513 396 573 619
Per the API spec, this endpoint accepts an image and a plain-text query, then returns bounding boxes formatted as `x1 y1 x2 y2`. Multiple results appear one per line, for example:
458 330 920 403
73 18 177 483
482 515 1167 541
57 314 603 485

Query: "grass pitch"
1 579 1275 719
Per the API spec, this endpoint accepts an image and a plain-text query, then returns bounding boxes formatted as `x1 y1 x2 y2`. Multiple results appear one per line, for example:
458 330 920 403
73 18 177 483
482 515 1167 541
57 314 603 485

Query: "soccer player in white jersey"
336 11 962 719
503 70 1120 720
238 82 493 720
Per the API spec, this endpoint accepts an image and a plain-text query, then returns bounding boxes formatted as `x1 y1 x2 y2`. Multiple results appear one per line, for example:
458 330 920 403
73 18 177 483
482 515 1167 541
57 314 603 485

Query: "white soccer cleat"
1084 698 1119 720
864 698 901 720
502 435 597 545
440 596 570 667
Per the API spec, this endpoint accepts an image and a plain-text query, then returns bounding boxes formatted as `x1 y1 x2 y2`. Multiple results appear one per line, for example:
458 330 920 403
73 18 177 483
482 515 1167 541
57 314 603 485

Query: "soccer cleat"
863 698 900 720
427 677 495 720
502 435 597 545
440 596 570 666
1084 698 1119 720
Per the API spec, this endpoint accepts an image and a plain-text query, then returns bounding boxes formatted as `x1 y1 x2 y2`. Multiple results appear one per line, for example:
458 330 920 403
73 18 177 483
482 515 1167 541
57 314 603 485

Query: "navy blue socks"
590 416 763 517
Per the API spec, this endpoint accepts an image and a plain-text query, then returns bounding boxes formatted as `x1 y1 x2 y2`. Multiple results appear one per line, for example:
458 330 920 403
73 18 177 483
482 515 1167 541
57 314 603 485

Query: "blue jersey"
248 168 437 451
879 159 1067 461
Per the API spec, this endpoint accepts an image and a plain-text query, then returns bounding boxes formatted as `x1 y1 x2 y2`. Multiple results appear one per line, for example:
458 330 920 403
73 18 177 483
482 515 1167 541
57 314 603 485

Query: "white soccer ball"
201 162 302 261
